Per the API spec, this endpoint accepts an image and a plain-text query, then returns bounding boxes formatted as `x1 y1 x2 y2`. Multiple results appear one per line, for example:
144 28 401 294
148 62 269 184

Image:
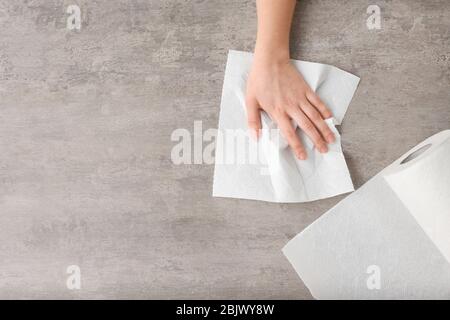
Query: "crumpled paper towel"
213 50 360 203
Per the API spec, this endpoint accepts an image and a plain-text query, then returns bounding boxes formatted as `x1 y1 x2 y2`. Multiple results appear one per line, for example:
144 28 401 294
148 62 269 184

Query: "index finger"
306 90 333 119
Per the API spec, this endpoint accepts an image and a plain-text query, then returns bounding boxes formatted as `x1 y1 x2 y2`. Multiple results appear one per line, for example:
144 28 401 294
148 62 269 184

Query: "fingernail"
297 151 307 160
326 133 335 143
319 145 328 153
249 129 259 141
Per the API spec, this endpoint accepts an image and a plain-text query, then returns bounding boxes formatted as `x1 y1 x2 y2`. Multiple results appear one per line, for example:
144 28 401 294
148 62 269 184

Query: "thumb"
245 96 262 140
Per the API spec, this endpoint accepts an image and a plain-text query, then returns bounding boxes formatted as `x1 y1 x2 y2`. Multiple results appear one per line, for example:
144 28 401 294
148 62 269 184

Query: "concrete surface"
0 0 449 299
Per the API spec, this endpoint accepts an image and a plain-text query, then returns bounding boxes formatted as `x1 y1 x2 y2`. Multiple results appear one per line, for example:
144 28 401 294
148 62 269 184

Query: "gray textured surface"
0 0 449 299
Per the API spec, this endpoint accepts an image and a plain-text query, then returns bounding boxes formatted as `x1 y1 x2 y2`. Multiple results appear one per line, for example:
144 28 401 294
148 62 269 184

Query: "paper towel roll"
383 130 450 264
283 130 450 299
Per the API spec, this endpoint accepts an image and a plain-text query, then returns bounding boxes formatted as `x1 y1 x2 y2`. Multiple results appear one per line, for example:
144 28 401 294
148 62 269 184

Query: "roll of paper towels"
283 130 450 299
384 131 450 264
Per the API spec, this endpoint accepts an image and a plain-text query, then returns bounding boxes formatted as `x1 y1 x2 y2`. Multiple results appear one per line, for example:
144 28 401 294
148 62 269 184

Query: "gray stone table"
0 0 448 299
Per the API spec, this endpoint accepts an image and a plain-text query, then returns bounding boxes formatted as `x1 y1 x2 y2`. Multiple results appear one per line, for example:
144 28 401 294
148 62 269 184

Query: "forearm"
254 0 297 64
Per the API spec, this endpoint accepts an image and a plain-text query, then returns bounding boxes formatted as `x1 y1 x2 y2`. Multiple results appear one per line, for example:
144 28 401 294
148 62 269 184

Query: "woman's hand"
247 0 335 160
245 55 335 160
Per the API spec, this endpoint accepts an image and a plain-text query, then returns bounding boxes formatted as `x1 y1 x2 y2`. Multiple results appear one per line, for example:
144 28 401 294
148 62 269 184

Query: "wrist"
254 42 290 66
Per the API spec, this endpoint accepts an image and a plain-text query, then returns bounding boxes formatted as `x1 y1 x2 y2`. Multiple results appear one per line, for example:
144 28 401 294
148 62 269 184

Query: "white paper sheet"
283 130 450 299
213 50 360 203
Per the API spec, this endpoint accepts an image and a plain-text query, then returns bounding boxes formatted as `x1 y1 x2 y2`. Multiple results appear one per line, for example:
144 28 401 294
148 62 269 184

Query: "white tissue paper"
212 50 360 203
283 130 450 299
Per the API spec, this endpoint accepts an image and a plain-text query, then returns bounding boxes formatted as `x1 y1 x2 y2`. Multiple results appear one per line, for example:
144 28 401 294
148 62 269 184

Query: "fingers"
246 91 335 159
300 99 335 144
273 113 306 160
245 96 262 140
306 90 333 119
287 106 329 154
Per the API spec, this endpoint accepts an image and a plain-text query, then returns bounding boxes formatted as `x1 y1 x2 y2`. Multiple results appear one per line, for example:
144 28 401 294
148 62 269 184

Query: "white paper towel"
213 50 360 203
283 130 450 299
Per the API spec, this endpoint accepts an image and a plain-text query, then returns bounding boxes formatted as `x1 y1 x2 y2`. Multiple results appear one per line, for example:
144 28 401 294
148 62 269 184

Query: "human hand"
245 56 335 160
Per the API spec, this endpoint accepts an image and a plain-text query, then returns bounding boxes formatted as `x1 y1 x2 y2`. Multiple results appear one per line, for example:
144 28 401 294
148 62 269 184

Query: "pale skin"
246 0 335 160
